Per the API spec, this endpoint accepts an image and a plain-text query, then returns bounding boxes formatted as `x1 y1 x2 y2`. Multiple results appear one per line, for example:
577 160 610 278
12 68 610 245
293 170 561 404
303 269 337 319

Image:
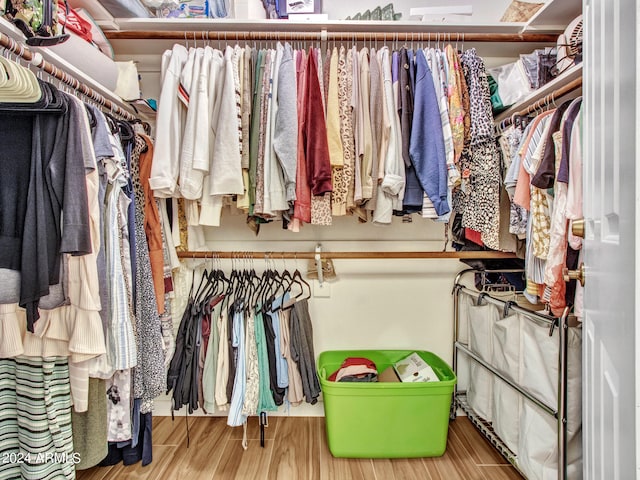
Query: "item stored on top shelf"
4 0 69 45
345 3 401 21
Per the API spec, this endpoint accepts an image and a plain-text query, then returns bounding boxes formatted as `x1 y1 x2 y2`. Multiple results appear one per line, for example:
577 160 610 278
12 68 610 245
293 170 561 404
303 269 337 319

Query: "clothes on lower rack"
167 265 320 436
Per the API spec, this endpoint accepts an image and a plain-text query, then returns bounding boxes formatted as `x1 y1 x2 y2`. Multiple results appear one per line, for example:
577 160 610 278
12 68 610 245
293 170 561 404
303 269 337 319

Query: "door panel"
583 0 636 478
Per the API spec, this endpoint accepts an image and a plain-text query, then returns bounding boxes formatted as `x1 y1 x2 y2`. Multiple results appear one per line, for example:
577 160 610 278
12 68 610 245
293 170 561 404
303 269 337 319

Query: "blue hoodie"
409 49 449 216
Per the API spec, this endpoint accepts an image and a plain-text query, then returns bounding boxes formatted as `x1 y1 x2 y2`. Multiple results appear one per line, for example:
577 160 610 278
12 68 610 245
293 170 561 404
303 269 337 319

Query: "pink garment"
280 309 303 406
328 357 377 381
545 179 568 317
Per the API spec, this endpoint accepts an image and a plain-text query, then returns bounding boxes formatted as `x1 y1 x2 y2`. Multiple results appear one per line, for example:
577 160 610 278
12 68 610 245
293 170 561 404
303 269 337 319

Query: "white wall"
154 214 466 417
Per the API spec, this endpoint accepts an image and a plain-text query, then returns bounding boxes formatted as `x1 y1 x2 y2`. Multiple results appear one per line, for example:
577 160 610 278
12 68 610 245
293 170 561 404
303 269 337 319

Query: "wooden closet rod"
177 251 518 260
0 32 138 121
105 30 559 44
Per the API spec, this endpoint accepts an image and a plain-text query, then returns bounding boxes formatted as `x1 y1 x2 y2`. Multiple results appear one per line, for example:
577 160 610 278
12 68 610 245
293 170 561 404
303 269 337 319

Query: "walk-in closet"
0 0 634 478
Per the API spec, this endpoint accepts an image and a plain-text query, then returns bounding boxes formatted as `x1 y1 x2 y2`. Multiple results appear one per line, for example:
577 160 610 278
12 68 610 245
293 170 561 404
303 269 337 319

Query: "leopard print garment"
345 48 356 212
130 134 167 413
331 46 353 217
311 193 333 225
457 140 502 250
459 57 472 147
460 49 494 146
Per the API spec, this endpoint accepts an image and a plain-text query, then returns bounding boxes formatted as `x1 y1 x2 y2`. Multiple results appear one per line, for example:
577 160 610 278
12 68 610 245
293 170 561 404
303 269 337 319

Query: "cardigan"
358 48 374 200
399 48 425 212
179 47 206 200
409 49 449 217
367 48 384 213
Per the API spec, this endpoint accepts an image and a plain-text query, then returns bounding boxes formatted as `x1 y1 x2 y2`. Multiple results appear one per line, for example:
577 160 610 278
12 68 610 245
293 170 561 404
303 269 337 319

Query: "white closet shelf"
0 17 139 120
524 0 582 32
493 63 583 124
105 18 562 35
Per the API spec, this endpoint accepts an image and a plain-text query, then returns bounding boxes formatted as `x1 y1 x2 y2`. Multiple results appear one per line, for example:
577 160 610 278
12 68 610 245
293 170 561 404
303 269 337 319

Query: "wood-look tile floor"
76 416 523 480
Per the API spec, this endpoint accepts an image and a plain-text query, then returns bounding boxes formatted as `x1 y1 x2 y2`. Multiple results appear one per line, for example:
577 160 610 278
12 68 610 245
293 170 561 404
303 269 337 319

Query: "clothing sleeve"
209 47 244 195
149 46 187 198
409 50 449 217
61 98 92 255
304 52 333 196
273 43 299 202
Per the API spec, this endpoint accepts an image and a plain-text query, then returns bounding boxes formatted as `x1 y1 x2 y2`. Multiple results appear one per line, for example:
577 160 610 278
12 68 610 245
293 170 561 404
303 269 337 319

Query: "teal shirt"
255 308 278 412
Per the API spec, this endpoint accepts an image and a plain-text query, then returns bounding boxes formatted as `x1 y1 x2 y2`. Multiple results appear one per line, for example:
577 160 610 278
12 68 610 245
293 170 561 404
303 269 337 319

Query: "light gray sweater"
273 42 299 203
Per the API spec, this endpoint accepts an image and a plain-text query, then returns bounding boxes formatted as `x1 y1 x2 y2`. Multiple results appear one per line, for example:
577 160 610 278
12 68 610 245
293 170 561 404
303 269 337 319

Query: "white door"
583 0 637 478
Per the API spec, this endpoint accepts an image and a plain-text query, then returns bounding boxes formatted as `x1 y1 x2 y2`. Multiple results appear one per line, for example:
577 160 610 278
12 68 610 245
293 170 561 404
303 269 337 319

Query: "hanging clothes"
291 49 312 228
409 48 448 218
130 134 166 413
309 48 333 226
145 41 527 261
455 48 502 250
289 299 321 404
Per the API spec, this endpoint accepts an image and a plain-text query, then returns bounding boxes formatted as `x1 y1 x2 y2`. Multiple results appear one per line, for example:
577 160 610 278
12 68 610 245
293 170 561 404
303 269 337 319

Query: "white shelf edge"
523 0 581 32
0 17 140 119
111 18 533 34
493 63 583 124
96 19 121 31
522 0 559 28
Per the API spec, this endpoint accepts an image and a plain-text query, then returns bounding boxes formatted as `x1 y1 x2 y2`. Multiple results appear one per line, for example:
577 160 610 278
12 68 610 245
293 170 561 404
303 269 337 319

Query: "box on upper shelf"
277 0 322 18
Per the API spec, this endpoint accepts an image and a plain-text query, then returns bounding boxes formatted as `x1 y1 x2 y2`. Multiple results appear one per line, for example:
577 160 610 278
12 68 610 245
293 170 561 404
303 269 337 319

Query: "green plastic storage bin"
318 350 456 458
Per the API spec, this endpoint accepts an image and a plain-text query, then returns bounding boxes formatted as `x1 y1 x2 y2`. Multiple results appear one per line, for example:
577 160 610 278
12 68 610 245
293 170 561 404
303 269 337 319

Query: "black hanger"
270 268 293 313
103 112 118 134
0 80 63 114
117 119 135 142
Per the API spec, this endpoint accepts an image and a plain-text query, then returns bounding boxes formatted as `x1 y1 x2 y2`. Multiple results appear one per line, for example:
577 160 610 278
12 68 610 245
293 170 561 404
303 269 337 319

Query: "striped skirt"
0 357 75 480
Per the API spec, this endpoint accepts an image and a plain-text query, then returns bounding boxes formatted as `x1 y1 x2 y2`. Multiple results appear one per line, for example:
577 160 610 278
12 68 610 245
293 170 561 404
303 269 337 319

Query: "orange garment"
139 135 165 314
